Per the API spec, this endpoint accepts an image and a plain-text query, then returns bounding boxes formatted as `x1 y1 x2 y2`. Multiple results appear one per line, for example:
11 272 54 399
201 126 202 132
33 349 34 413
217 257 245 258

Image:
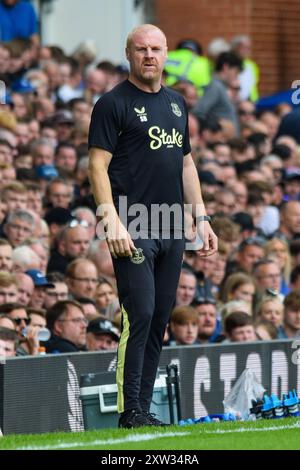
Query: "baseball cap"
53 110 74 125
87 318 120 341
25 270 55 288
283 168 300 182
36 164 58 181
11 78 35 94
176 39 202 55
44 207 73 226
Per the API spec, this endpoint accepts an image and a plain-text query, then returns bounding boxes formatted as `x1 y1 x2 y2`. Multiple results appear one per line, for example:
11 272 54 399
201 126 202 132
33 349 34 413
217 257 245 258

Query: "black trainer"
143 411 169 426
118 409 153 428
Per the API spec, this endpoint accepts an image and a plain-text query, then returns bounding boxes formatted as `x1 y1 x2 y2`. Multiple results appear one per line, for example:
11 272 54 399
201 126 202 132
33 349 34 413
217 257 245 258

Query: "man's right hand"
104 217 136 258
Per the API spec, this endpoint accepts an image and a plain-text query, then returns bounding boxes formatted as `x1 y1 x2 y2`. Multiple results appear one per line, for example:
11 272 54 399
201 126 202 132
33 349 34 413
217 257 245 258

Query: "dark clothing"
45 335 84 354
277 109 300 143
89 80 190 414
113 235 185 412
47 249 72 275
89 80 190 232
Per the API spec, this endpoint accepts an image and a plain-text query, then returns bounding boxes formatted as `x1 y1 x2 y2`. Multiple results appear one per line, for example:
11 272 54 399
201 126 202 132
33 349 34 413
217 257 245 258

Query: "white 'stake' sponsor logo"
148 126 183 150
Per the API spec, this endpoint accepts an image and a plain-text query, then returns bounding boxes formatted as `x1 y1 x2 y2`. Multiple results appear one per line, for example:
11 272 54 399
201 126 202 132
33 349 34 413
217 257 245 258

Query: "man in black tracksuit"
88 24 217 428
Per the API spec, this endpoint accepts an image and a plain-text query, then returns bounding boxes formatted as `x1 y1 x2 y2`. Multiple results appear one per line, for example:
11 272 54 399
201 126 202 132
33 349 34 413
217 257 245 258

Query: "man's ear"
125 48 130 60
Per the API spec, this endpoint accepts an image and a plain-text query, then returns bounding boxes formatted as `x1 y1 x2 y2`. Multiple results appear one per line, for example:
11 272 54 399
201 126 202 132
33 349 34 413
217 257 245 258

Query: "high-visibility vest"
244 58 260 102
164 49 211 95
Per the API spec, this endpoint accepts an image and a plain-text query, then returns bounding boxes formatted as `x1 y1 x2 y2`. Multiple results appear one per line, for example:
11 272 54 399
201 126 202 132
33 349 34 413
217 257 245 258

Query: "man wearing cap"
164 39 210 95
283 168 300 201
86 317 119 351
26 269 54 309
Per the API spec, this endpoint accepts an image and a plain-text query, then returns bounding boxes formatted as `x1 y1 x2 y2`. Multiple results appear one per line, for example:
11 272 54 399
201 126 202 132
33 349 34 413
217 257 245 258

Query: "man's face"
48 182 72 209
29 287 47 309
68 262 98 298
0 283 18 305
4 190 28 212
5 218 33 247
34 144 54 166
176 273 196 306
284 308 300 333
54 305 87 348
0 244 12 271
196 303 217 339
17 274 34 305
0 339 15 357
283 203 300 235
55 147 77 172
237 245 264 273
255 263 281 291
29 313 46 329
170 320 198 345
86 333 118 351
229 325 256 342
126 27 167 86
44 282 68 309
8 307 28 334
63 226 90 258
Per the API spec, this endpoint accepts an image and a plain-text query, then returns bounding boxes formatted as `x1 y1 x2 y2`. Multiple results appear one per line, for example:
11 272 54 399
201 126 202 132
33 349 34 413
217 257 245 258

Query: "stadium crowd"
1 7 300 358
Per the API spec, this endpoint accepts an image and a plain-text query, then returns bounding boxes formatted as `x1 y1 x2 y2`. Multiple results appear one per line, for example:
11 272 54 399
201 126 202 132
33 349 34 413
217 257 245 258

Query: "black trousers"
113 235 184 413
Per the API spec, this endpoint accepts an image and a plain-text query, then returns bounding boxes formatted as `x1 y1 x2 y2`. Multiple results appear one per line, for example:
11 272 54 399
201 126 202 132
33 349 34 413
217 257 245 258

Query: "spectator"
192 52 243 133
220 272 256 305
227 236 265 275
224 311 256 342
71 206 96 240
2 181 28 213
0 327 18 357
175 269 197 306
255 294 283 329
0 271 18 303
170 306 199 345
231 35 259 101
77 297 99 321
46 300 87 353
0 239 13 271
21 238 49 274
12 245 41 272
253 258 282 295
95 277 116 314
66 258 98 300
44 207 73 247
47 220 90 274
45 177 73 210
43 271 69 309
0 314 16 330
15 271 34 305
278 291 300 339
55 142 78 173
278 201 300 241
25 269 54 309
192 300 220 344
88 239 115 279
264 237 291 295
3 209 35 248
86 317 119 351
27 307 47 329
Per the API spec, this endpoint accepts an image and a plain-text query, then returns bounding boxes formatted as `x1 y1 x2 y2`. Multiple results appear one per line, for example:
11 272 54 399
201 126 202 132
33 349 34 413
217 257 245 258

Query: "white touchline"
16 431 190 451
204 422 300 434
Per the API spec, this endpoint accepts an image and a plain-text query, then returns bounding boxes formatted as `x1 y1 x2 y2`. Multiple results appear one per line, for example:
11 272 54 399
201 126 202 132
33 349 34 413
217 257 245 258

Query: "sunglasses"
13 317 30 326
68 219 89 229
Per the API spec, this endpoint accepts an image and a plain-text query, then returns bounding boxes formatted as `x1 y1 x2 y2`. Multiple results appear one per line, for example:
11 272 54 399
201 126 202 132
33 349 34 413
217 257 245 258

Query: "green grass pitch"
1 418 300 450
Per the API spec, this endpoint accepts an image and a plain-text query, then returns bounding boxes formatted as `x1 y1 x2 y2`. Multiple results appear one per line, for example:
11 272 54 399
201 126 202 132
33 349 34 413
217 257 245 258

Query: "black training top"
88 80 191 230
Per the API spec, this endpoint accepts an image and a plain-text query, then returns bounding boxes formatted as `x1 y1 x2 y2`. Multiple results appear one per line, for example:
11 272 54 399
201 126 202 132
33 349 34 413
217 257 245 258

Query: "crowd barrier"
0 339 298 434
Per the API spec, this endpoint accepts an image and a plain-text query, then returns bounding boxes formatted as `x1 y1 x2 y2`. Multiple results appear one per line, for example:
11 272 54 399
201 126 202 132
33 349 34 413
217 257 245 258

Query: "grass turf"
1 418 300 450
